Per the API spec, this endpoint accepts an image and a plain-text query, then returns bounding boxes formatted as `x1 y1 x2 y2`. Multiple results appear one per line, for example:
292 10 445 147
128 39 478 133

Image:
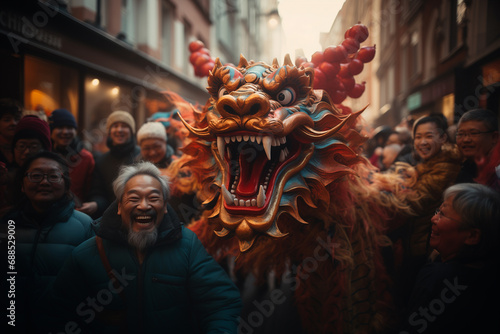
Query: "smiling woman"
399 183 500 333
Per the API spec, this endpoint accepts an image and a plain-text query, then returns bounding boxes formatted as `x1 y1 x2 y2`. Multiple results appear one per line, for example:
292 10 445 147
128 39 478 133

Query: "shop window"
24 55 78 119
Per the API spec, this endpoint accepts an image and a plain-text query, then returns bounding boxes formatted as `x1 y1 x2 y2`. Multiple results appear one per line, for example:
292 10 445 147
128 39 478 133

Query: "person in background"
454 108 499 193
366 125 392 169
49 108 95 207
381 143 403 172
0 98 22 167
49 161 241 333
79 110 140 219
12 115 52 168
1 115 52 216
1 151 94 333
398 183 500 333
136 121 202 224
393 126 418 166
136 121 174 174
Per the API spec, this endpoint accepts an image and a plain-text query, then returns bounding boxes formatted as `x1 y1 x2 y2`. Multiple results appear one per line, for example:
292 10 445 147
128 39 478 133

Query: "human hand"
77 201 98 215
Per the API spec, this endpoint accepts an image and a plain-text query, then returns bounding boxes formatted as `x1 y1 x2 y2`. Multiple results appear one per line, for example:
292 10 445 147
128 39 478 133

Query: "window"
121 0 136 44
486 0 500 44
400 42 408 95
449 0 466 51
411 31 419 78
161 3 173 65
24 55 78 118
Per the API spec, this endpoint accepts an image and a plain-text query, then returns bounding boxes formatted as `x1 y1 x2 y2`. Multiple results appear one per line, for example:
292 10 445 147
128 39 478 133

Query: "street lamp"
261 8 280 28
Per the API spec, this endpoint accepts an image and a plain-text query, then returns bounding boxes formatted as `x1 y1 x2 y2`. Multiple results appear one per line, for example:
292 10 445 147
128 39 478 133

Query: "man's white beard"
127 228 158 251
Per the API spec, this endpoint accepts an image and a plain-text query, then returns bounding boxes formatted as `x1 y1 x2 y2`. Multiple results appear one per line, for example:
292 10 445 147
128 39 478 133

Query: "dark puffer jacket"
1 199 94 333
49 201 241 334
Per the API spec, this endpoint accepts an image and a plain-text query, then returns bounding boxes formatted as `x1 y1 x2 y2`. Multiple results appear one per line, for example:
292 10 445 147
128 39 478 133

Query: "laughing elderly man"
49 161 241 333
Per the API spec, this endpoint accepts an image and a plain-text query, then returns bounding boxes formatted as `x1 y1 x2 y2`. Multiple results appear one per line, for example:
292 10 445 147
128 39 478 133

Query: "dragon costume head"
181 55 368 252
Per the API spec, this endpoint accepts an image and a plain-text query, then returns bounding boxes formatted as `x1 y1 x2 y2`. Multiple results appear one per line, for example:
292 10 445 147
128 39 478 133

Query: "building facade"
0 0 281 152
375 0 499 128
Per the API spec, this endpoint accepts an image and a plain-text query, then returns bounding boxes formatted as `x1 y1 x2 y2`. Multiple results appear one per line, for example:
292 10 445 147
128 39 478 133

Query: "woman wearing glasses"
1 151 94 333
398 183 500 333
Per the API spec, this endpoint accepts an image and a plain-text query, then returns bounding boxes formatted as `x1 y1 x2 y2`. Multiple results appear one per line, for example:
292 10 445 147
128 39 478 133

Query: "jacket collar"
93 200 182 247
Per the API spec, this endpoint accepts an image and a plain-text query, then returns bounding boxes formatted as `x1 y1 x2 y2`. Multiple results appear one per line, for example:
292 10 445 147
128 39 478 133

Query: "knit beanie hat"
137 122 167 144
13 115 52 151
106 111 136 134
49 108 77 131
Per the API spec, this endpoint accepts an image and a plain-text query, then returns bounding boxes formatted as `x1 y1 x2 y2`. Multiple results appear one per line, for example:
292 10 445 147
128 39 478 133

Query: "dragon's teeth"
217 137 225 160
262 136 272 160
256 136 262 144
279 150 286 162
257 185 266 207
221 185 234 204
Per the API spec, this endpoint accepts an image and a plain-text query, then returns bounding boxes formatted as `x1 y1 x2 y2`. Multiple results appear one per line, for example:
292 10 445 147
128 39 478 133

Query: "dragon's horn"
283 54 293 66
238 54 249 68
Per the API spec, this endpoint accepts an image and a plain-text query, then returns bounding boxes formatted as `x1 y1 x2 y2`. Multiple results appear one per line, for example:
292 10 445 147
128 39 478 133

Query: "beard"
127 227 158 251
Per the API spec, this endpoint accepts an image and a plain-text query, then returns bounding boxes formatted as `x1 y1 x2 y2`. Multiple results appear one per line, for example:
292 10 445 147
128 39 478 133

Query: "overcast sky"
278 0 345 60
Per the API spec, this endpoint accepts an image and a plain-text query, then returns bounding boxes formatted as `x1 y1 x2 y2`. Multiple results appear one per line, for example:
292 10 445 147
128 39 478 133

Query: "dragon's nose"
217 93 269 118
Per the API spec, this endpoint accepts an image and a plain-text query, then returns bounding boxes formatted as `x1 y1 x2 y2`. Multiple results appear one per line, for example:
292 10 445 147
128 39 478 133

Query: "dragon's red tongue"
237 150 268 196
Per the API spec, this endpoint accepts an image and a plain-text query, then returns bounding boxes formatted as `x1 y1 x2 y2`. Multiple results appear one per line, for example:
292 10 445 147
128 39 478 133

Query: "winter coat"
87 139 140 218
398 256 500 333
391 145 462 306
1 199 94 333
49 201 241 334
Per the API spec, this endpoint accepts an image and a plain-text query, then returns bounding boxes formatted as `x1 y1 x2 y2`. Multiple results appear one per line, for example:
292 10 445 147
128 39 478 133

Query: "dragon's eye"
276 87 296 106
218 87 229 98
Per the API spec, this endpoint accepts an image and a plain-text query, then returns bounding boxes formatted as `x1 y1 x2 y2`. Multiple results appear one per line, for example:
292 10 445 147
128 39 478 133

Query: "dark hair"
412 114 448 138
0 98 22 119
14 151 72 206
458 108 498 132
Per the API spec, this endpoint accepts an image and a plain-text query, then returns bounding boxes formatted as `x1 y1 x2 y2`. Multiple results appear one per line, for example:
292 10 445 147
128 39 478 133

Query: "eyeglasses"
434 207 460 223
455 130 494 139
15 143 42 152
141 144 164 153
25 172 63 183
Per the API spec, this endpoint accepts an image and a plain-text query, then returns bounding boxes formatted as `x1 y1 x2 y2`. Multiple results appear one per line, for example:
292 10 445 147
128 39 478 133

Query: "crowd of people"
1 94 499 333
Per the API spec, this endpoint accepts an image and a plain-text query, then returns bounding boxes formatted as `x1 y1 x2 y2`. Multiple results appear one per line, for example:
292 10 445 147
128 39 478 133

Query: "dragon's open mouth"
216 131 299 214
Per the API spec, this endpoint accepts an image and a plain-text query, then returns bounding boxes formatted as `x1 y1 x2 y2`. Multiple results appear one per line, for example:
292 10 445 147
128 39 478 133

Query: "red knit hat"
13 115 52 151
